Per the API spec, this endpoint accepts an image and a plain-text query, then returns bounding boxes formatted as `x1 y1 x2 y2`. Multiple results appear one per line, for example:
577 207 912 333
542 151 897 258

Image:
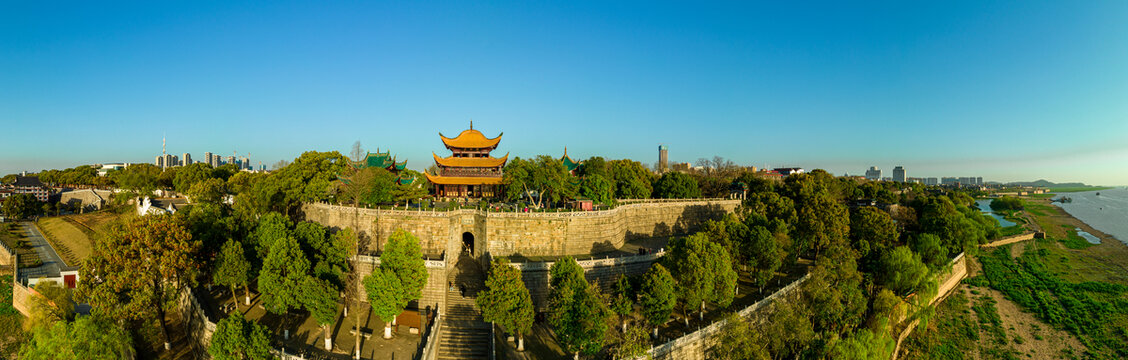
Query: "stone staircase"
438 254 490 360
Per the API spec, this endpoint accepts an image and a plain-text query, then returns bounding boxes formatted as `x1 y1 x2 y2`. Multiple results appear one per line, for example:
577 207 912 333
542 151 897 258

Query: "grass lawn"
1049 186 1113 193
36 217 94 266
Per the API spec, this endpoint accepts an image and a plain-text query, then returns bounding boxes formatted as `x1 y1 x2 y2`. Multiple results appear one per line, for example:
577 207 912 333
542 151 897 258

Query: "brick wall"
302 199 740 259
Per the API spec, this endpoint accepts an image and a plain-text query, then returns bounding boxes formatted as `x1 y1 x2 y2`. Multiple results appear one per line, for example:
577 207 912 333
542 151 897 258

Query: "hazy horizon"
3 2 1127 185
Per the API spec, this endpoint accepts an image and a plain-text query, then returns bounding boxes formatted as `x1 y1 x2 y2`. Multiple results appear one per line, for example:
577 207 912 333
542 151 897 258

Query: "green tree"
208 312 272 360
547 257 609 359
607 159 653 199
78 215 200 351
2 193 39 219
613 325 652 360
503 156 574 208
174 163 216 193
609 275 634 333
555 283 609 359
710 313 769 360
989 196 1024 211
879 246 931 296
577 174 614 206
107 163 160 194
653 171 701 199
213 239 252 306
251 212 293 259
638 264 676 337
310 228 354 287
909 233 948 270
746 225 781 292
157 166 179 189
793 188 850 259
664 233 737 322
300 276 339 350
849 206 900 270
829 329 895 360
382 229 428 305
577 156 607 178
258 236 310 314
188 177 226 204
27 280 74 328
363 267 402 339
916 196 989 255
476 258 535 351
802 244 867 337
20 314 133 360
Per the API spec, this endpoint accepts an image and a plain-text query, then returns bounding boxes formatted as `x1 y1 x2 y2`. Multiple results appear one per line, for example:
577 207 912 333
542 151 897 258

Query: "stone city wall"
980 233 1036 248
0 243 12 266
506 251 666 310
302 199 739 258
11 277 34 318
892 252 968 359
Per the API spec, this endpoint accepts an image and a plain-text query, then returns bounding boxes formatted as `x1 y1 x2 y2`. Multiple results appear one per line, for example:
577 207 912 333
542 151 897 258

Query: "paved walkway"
17 221 67 283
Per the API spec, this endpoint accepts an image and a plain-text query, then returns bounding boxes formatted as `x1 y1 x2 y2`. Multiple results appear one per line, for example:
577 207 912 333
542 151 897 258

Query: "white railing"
308 199 740 220
420 311 443 360
505 250 666 271
352 254 447 269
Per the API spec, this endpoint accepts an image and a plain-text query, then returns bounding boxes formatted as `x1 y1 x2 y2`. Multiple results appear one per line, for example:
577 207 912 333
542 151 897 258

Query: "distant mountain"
1006 179 1091 188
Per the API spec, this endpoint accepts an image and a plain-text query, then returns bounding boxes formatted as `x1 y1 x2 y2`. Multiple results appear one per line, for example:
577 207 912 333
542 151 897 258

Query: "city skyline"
2 2 1127 185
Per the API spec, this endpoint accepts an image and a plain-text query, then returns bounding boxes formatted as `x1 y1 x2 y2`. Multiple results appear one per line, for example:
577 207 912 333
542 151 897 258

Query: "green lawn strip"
1049 187 1114 193
978 246 1128 359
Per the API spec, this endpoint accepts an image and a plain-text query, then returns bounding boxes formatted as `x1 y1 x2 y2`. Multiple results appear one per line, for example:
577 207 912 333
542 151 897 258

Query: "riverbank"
902 195 1128 359
1025 196 1128 283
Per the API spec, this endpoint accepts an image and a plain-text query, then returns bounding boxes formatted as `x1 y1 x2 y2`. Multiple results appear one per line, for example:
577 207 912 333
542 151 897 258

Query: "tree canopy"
20 314 133 360
208 312 272 360
653 171 701 199
477 258 535 349
258 236 310 314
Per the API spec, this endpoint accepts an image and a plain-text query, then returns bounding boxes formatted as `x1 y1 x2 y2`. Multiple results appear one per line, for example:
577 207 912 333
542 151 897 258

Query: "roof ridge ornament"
470 119 473 130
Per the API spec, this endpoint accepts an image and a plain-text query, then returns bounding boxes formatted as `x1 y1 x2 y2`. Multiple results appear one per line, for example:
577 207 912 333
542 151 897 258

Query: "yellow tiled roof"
433 153 509 168
424 173 504 185
439 129 503 149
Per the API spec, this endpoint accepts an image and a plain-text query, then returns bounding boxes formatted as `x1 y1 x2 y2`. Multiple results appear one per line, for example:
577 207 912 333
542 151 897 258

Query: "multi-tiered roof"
426 123 507 198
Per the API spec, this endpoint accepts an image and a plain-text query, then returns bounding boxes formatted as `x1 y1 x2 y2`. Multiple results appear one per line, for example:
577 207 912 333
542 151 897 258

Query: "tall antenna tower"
162 132 167 155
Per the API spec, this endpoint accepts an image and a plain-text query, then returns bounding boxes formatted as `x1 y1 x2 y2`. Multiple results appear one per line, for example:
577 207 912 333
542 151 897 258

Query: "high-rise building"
865 166 882 180
226 156 236 166
976 177 984 186
893 166 906 182
205 152 214 167
155 156 164 168
182 153 192 166
658 145 668 173
941 177 958 186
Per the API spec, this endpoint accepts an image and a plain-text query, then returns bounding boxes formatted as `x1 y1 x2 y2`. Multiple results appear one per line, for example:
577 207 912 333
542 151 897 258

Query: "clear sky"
2 1 1127 185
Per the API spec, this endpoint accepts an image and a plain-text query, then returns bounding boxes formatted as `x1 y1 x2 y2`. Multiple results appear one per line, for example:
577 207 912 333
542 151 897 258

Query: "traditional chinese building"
426 123 507 198
560 147 582 175
344 149 415 185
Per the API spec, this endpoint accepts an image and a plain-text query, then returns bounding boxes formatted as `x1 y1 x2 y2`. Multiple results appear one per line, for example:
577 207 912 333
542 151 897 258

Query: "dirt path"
963 256 1086 358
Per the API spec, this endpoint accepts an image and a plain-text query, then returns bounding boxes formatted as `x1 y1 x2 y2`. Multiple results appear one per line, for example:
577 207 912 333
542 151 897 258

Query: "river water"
974 199 1017 227
1053 187 1128 244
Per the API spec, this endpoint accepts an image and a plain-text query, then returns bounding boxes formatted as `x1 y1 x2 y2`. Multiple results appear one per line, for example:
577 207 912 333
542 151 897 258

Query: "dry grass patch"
36 217 92 267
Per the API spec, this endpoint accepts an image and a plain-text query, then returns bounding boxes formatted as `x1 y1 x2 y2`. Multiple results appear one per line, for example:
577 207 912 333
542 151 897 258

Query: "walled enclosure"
302 199 740 259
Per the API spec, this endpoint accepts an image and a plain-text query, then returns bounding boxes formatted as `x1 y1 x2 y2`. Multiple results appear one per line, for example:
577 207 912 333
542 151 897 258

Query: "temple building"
426 123 508 198
346 149 414 185
561 147 582 175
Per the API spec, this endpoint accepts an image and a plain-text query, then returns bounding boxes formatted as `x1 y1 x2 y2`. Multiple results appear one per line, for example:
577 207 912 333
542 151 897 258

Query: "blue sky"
2 1 1127 185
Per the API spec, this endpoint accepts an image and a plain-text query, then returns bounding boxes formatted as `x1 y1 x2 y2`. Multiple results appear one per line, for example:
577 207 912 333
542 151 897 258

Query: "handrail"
308 198 740 220
420 310 443 360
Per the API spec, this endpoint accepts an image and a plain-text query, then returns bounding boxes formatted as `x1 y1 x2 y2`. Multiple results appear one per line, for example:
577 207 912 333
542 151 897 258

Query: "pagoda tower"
426 122 508 198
